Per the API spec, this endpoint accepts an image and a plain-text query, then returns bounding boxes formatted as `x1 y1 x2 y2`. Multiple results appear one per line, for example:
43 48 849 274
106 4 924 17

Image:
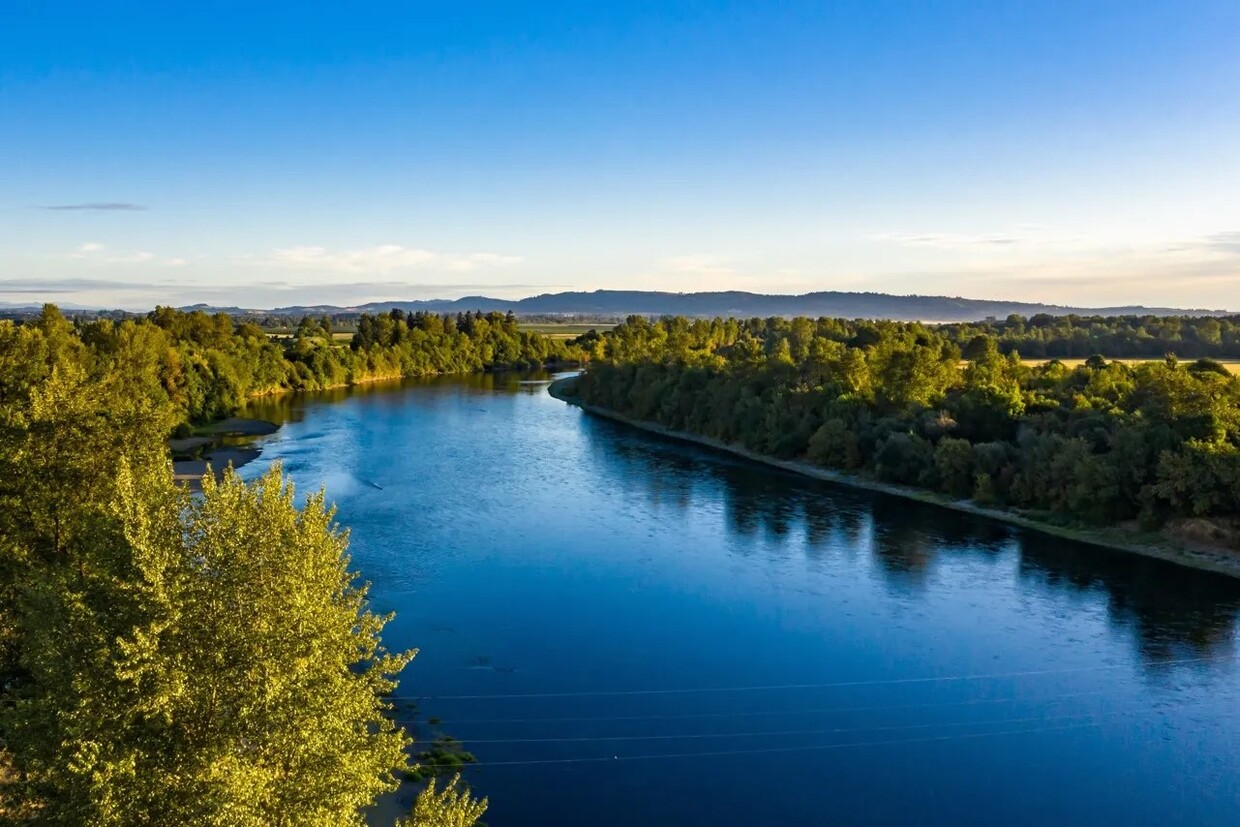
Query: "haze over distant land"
4 289 1230 323
259 289 1234 321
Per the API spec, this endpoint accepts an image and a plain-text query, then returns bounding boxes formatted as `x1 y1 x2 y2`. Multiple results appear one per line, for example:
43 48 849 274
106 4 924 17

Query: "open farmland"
1024 357 1240 374
519 322 615 339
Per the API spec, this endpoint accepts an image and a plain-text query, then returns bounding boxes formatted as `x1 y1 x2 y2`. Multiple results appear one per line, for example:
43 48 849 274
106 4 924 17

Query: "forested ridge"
572 315 1240 546
0 307 494 822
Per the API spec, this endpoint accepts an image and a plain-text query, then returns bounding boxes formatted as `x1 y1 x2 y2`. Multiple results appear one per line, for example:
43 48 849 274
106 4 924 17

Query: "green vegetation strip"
550 378 1240 578
549 309 1240 580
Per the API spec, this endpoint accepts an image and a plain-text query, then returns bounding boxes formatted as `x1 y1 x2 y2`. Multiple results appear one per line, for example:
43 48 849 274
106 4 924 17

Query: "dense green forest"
572 315 1240 542
10 304 583 425
941 313 1240 359
5 304 1240 818
0 308 490 822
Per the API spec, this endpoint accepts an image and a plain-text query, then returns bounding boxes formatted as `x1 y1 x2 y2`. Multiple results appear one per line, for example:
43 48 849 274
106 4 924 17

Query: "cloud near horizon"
0 277 161 294
0 277 565 310
1173 231 1240 256
871 232 1025 249
39 202 147 211
941 234 1240 309
9 228 1238 311
64 242 186 267
246 245 524 275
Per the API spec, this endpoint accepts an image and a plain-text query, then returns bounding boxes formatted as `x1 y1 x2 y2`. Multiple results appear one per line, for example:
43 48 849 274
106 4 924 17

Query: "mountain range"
8 290 1231 323
241 289 1231 322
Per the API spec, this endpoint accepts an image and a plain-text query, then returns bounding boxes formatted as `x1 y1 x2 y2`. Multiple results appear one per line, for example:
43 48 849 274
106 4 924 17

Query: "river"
243 372 1240 826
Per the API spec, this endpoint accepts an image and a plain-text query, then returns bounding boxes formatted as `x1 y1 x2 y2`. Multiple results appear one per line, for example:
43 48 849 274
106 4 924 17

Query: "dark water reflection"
245 375 1240 827
582 411 1240 663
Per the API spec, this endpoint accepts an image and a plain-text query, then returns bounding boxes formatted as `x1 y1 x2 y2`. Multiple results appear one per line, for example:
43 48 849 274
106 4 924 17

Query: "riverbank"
548 376 1240 579
170 367 576 490
250 360 583 402
171 417 279 491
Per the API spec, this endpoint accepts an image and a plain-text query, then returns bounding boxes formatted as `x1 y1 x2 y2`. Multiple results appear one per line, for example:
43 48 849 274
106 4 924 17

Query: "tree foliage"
575 315 1240 532
940 313 1240 359
0 307 487 824
399 775 488 827
16 304 582 426
5 466 413 825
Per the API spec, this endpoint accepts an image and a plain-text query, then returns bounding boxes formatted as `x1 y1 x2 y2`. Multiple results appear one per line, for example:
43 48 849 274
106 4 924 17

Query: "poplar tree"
6 465 414 824
403 775 488 827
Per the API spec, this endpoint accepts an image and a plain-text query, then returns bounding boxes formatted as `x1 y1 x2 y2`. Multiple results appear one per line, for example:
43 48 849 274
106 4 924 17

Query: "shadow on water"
242 374 1240 675
580 413 1240 669
244 370 560 425
1017 534 1240 663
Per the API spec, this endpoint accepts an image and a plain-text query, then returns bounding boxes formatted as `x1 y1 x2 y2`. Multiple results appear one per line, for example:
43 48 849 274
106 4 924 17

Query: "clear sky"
2 1 1239 310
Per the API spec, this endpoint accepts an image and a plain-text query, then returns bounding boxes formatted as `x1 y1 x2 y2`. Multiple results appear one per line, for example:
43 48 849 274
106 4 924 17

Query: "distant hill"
178 303 256 316
10 291 1226 323
258 289 1232 322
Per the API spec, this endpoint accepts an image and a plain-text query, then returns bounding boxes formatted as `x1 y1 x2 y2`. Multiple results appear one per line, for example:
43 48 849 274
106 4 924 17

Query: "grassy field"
1023 357 1240 374
269 325 614 343
519 322 615 340
264 330 354 338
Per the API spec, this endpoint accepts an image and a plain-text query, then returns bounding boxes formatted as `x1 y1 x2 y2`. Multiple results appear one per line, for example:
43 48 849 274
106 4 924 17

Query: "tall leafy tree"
5 464 414 825
2 310 489 824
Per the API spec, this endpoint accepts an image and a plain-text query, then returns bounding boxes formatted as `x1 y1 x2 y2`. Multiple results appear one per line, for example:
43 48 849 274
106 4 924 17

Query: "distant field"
1023 358 1240 374
520 323 615 340
269 325 613 342
263 331 354 349
265 326 616 342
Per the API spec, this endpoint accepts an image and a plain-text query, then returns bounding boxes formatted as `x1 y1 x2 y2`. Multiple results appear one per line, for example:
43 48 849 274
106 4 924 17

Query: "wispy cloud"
63 242 186 266
246 244 524 274
290 281 556 292
0 277 157 294
39 202 147 211
871 232 1024 250
0 277 563 310
1171 230 1240 255
224 280 561 299
938 231 1240 309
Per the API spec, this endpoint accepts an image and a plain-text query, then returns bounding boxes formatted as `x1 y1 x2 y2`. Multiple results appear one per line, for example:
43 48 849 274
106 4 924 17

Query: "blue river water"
244 373 1240 826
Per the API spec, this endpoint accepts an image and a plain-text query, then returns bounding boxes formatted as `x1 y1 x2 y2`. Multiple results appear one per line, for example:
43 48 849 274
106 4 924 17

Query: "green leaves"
4 460 417 823
399 775 488 827
2 310 498 825
578 313 1240 535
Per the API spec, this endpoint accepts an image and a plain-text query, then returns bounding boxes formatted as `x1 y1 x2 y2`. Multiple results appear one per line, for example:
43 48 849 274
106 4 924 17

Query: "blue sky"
2 1 1239 309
